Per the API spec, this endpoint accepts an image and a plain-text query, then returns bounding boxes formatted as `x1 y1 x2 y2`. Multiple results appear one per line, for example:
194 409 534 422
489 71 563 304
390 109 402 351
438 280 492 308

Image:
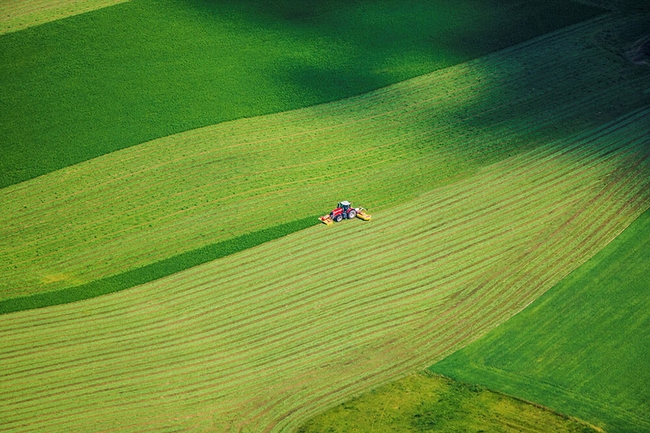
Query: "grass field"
297 372 601 433
0 0 603 188
1 106 649 431
3 13 649 305
2 2 650 432
430 206 650 433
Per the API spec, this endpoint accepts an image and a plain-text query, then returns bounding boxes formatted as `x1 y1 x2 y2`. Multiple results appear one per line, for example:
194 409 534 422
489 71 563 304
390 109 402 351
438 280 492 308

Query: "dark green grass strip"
430 207 650 433
0 216 317 315
0 0 604 188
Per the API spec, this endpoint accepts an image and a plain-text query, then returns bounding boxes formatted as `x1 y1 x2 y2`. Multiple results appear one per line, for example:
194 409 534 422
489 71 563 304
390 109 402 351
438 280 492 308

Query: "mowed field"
2 13 649 306
431 206 650 433
1 107 649 431
2 1 650 432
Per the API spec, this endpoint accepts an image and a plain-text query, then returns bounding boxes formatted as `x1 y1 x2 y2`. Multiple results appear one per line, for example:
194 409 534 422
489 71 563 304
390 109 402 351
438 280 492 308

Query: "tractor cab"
338 201 352 212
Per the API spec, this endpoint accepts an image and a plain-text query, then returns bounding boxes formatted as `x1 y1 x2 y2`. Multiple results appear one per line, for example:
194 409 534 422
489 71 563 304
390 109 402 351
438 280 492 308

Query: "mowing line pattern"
1 108 649 432
2 14 649 302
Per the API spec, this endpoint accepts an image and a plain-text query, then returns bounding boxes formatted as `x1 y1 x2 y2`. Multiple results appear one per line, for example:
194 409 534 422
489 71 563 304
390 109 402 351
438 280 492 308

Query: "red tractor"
319 201 371 225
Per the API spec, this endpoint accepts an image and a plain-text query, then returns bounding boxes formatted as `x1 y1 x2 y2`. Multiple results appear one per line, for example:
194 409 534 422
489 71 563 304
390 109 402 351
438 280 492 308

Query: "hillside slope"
1 108 649 432
0 0 602 188
2 14 649 303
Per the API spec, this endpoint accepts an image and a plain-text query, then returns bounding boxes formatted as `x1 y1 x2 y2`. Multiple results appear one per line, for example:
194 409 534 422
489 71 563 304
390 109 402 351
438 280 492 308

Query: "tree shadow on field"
171 0 650 171
429 5 650 162
183 0 650 164
183 0 607 104
0 0 611 189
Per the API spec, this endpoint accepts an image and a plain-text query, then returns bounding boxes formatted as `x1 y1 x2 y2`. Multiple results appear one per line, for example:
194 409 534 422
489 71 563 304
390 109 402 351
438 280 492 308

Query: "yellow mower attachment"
356 208 372 221
319 215 333 225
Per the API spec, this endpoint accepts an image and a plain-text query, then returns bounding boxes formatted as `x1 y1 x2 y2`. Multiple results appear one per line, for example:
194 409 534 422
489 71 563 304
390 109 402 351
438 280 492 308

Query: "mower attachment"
319 215 333 225
356 208 372 221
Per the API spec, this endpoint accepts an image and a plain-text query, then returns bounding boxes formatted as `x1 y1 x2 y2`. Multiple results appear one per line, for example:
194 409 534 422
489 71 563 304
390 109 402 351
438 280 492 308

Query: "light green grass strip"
1 108 649 432
0 0 130 34
2 14 649 302
298 372 602 433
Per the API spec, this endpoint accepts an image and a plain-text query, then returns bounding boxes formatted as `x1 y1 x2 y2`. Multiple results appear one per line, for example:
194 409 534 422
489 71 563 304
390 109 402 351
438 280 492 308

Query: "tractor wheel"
348 209 357 219
334 214 343 223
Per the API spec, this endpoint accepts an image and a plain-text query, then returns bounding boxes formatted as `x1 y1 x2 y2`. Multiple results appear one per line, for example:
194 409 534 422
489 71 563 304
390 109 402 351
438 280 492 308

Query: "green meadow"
431 207 650 433
2 0 650 431
0 0 602 188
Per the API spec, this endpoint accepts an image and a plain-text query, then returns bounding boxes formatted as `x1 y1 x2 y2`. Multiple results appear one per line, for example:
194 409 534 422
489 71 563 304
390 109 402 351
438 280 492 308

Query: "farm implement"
319 201 371 225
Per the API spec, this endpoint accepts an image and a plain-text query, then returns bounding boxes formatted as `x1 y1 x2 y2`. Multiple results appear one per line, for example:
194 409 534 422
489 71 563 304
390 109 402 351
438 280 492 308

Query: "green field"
298 372 601 433
1 107 649 431
0 0 603 188
2 1 650 432
3 11 649 307
430 206 650 433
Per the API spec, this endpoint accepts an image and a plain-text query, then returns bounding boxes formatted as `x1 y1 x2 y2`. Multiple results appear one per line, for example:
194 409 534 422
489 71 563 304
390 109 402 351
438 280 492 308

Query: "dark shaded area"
0 216 317 315
0 0 604 188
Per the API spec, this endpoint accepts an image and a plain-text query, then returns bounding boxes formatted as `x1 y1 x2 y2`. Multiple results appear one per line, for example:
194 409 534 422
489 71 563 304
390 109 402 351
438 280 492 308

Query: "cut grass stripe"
0 216 316 315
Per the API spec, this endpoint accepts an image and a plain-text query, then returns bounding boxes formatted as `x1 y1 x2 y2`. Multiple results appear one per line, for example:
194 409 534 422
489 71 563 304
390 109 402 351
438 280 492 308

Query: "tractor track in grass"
1 106 649 431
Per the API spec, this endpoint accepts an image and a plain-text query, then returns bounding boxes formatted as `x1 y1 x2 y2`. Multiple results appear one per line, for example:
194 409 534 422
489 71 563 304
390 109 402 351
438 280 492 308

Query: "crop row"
2 14 649 302
1 106 649 431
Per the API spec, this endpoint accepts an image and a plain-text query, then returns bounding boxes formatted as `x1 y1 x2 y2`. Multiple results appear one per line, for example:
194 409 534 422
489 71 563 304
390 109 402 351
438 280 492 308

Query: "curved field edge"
1 108 649 432
2 13 649 301
0 216 316 315
0 0 603 189
297 372 603 433
0 0 130 35
430 207 650 433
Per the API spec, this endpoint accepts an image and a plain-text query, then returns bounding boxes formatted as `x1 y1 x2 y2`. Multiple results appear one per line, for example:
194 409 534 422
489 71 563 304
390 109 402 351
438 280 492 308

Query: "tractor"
319 201 371 225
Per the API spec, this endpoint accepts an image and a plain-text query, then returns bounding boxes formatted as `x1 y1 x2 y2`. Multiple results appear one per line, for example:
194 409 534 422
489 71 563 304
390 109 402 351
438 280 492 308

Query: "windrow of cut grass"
1 107 649 432
2 13 649 303
430 203 650 433
0 0 130 34
0 0 604 188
